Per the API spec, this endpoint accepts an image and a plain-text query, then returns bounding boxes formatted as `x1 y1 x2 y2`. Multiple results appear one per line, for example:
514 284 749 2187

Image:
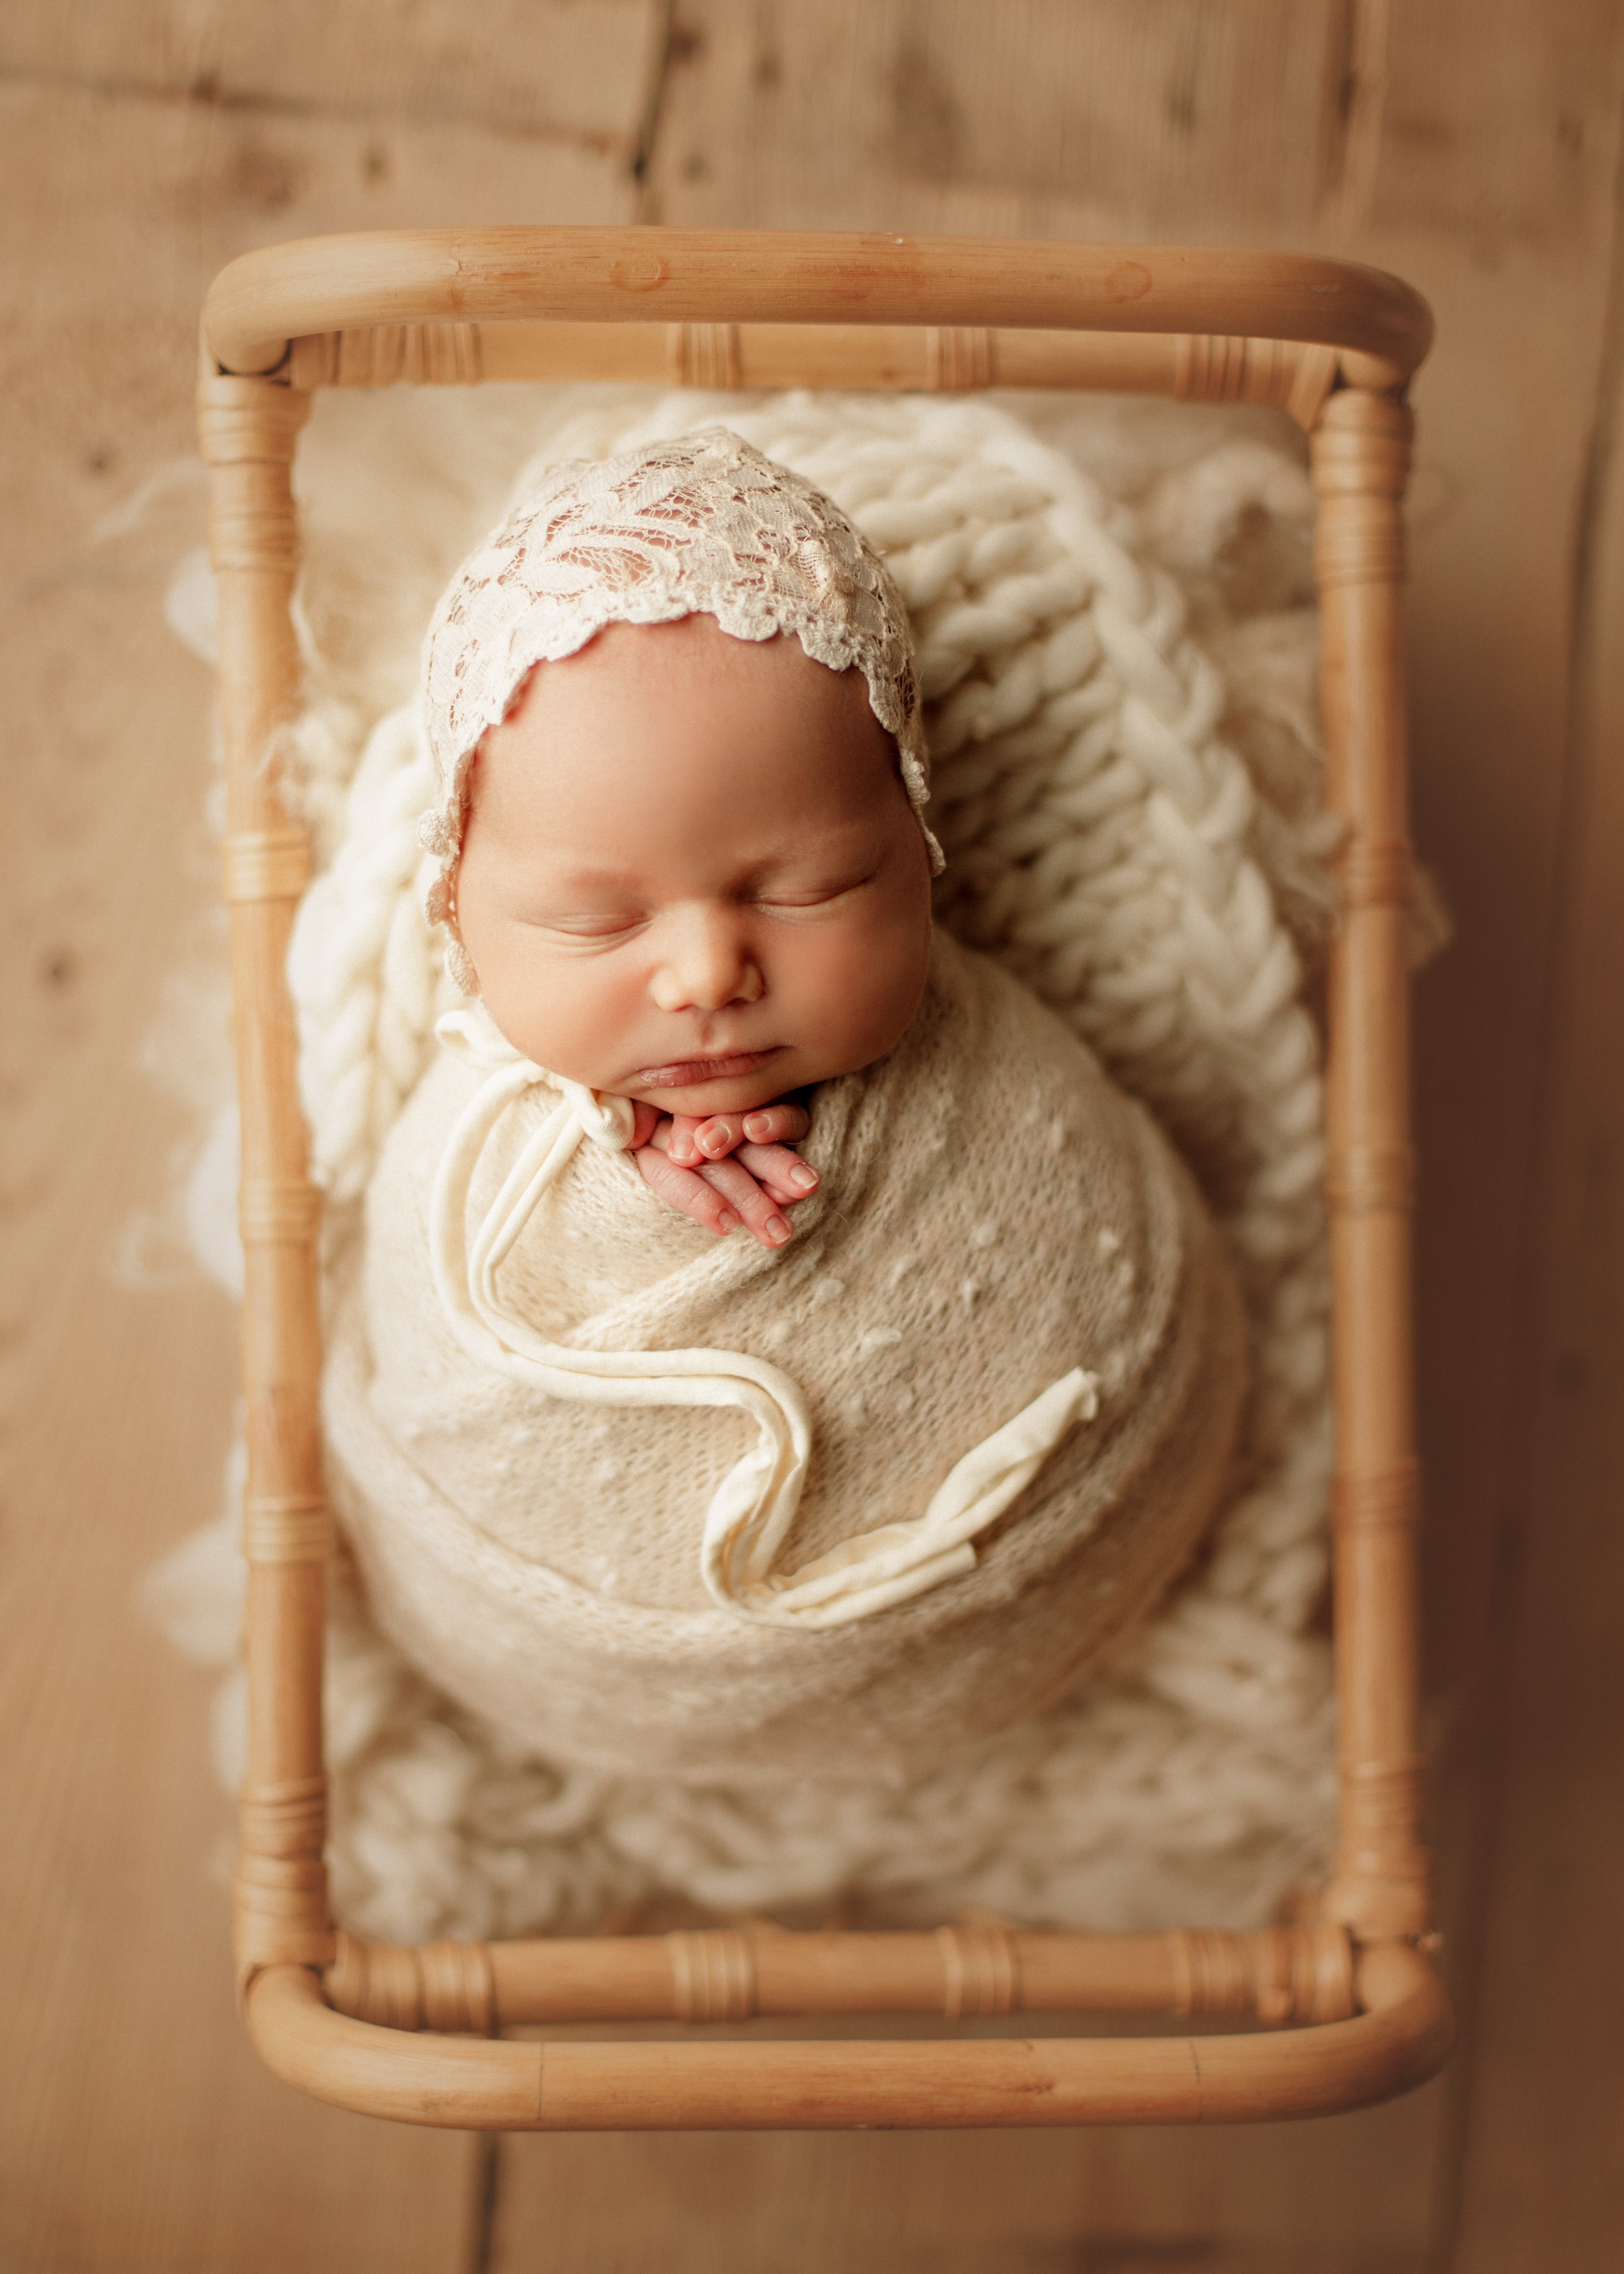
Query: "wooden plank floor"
1445 186 1624 2273
0 12 658 2270
3 4 1621 2268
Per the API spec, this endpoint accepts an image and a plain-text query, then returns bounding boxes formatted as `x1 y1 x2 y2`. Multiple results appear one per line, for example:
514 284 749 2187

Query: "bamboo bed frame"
199 227 1450 2130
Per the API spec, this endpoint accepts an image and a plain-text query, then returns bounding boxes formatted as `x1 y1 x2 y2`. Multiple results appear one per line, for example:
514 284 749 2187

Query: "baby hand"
666 1103 810 1168
628 1101 819 1249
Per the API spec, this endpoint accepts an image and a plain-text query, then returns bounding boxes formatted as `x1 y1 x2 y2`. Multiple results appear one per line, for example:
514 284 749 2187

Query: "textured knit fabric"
326 927 1246 1783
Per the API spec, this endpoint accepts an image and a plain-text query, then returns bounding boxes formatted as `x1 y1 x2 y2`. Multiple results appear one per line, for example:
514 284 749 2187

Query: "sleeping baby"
322 430 1247 1786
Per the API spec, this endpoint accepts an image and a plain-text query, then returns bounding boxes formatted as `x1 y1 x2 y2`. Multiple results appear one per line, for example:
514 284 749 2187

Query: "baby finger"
698 1157 794 1249
692 1114 750 1160
735 1142 820 1203
740 1102 811 1146
663 1113 709 1167
635 1146 741 1238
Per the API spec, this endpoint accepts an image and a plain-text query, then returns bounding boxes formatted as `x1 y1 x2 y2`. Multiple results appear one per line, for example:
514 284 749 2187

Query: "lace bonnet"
419 429 938 987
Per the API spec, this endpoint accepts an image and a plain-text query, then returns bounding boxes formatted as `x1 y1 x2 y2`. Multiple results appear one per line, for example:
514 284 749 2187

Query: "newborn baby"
323 431 1247 1784
456 607 926 1258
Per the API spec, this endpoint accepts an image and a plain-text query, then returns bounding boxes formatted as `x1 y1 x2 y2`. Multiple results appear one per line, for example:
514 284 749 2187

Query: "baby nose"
649 906 763 1014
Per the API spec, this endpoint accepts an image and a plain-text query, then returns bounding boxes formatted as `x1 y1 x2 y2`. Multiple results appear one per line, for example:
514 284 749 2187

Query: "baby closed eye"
517 874 877 938
753 870 878 916
520 908 650 944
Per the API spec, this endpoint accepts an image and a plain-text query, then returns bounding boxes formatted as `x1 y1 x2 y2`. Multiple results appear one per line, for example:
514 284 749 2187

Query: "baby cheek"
562 962 653 1076
485 940 635 1083
779 914 926 1063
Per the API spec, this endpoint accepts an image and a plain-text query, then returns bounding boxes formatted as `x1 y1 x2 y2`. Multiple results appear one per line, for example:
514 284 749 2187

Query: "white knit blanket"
150 385 1344 1939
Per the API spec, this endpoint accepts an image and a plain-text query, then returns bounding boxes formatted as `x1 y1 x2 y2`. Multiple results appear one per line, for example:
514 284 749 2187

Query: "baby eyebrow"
521 897 646 928
539 844 867 894
740 828 885 879
530 864 644 895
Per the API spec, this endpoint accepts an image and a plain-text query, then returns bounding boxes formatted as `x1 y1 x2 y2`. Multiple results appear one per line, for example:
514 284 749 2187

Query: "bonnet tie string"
429 1005 1097 1630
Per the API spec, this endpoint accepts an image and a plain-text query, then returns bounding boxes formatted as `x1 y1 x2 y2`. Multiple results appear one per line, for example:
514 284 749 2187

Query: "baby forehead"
468 623 905 868
501 616 897 770
530 613 878 701
502 794 894 902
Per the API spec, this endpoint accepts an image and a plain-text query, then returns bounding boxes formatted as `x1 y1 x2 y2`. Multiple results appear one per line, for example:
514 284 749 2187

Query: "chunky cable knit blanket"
150 384 1348 1939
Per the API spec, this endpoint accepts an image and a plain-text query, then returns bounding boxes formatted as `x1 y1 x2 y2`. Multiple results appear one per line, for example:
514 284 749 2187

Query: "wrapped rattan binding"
319 1919 1357 2032
199 226 1450 2130
288 313 1342 429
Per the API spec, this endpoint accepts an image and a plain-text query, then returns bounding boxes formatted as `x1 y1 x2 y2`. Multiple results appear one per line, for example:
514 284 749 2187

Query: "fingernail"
699 1128 730 1157
671 1139 696 1163
715 1208 740 1235
764 1215 791 1245
788 1163 818 1190
743 1113 771 1140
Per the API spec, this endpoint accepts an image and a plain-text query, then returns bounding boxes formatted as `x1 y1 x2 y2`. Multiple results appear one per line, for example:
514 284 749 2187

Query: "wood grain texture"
338 1920 1359 2027
492 2088 1443 2274
0 0 663 149
0 7 655 2268
1371 0 1618 238
644 0 1350 235
247 1946 1446 2131
0 432 476 2271
201 228 1432 377
1443 178 1624 2273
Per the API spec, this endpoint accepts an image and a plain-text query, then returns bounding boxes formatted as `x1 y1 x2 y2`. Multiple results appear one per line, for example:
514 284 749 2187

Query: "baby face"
454 613 934 1117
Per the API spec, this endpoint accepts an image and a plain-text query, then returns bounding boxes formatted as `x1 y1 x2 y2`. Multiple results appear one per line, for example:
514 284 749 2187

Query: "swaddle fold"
325 929 1246 1783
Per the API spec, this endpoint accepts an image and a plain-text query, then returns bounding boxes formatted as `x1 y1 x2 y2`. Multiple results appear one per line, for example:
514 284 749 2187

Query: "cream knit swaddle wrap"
427 998 1097 1633
328 926 1244 1782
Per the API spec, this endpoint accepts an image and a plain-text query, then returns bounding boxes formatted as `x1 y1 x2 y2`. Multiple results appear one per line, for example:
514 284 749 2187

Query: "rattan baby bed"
197 226 1451 2130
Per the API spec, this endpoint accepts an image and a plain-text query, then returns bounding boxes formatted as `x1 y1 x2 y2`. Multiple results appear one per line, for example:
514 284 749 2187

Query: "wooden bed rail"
201 228 1433 387
245 1938 1451 2131
201 226 1444 2128
322 1921 1361 2032
277 318 1345 431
